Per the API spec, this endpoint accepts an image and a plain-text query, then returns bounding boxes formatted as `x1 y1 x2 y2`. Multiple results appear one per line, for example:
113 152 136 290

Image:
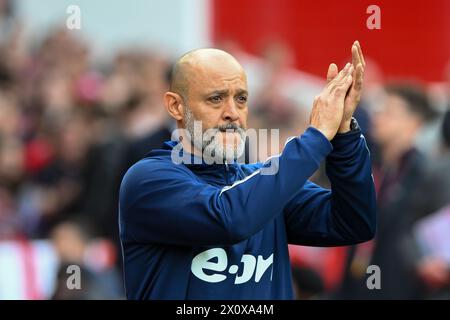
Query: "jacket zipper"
224 160 230 185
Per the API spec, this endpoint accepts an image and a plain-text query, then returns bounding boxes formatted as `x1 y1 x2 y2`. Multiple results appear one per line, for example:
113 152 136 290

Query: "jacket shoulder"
121 156 196 194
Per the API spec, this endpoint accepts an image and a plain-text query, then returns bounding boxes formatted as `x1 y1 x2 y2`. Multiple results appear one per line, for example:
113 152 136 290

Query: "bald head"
165 48 248 162
169 48 245 101
164 47 249 150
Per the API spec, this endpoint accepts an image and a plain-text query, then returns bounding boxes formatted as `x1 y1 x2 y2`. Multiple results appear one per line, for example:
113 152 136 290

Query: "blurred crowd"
0 1 173 299
0 1 450 299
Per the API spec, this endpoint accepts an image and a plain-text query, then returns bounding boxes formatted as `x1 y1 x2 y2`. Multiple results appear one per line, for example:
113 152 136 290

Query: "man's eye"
237 95 248 103
209 96 222 103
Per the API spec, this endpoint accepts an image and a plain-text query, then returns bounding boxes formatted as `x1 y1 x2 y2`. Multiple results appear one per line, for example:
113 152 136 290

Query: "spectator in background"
406 109 450 299
50 219 123 299
0 9 175 294
81 50 173 251
408 108 450 229
340 83 436 299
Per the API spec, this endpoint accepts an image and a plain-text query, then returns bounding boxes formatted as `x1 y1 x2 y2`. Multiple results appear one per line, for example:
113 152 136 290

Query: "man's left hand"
327 41 366 133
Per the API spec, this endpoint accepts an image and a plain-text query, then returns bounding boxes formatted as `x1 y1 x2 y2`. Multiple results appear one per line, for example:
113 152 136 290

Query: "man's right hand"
309 62 354 141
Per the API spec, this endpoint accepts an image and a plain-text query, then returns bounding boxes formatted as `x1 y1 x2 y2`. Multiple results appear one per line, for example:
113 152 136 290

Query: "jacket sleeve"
119 127 332 246
284 130 377 246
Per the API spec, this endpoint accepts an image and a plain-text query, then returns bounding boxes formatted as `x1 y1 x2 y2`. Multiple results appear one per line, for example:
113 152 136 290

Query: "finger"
333 74 353 100
326 63 339 83
330 72 353 97
343 74 353 91
328 63 353 92
351 44 359 87
333 62 351 83
355 41 366 68
352 44 359 69
347 63 364 102
313 95 319 106
353 63 364 91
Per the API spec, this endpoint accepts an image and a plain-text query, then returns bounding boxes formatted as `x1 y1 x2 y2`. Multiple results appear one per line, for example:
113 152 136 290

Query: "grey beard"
183 106 246 163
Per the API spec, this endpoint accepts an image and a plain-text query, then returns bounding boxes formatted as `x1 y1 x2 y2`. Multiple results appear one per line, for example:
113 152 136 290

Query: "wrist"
309 125 334 141
337 119 352 134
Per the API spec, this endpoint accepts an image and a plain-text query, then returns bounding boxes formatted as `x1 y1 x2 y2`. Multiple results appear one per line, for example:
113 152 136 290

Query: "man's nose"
222 98 240 122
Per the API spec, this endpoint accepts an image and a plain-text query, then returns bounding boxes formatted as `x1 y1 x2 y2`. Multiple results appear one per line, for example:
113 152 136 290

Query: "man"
339 84 436 299
408 108 450 299
119 42 376 299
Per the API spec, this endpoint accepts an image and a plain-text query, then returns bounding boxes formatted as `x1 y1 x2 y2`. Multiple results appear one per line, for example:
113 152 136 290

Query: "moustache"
216 123 244 133
203 124 245 145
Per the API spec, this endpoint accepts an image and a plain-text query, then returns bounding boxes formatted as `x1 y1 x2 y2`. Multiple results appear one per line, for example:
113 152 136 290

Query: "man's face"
182 58 248 162
371 93 419 147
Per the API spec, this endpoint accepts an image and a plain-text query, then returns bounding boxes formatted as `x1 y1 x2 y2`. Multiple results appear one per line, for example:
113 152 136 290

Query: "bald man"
119 42 376 299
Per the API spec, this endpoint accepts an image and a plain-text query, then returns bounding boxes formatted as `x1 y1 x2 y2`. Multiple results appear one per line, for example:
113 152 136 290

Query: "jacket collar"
147 140 239 170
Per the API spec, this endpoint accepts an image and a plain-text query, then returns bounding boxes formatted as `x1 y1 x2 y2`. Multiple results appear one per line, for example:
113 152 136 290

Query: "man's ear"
164 92 184 121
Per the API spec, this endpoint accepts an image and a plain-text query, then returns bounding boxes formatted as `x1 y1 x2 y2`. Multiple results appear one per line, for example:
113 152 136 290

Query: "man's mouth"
219 128 237 132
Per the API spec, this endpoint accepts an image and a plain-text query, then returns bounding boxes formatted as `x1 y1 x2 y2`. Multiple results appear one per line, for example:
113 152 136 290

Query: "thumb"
326 63 338 83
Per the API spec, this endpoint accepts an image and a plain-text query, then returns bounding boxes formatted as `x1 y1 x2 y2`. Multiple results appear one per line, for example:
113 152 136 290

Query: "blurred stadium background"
0 0 450 299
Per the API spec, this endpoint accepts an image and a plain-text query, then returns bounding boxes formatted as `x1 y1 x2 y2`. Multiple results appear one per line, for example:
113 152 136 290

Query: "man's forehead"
183 64 246 96
193 65 246 84
186 56 245 80
170 48 247 96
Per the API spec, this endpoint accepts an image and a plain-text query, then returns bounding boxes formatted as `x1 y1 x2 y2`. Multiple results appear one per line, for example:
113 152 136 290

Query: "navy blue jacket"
119 126 376 299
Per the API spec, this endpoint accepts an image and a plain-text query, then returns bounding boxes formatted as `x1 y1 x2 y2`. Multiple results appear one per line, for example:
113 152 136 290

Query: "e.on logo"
191 248 273 284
